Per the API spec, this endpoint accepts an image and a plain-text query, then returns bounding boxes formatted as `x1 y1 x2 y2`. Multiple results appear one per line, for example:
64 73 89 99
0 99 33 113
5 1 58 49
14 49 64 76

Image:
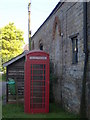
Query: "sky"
0 0 60 44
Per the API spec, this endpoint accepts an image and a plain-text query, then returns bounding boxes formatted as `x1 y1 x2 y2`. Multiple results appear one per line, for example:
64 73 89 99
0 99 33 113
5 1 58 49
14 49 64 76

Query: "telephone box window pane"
33 64 43 69
31 81 44 86
31 76 32 80
33 76 43 80
30 64 46 109
33 70 43 75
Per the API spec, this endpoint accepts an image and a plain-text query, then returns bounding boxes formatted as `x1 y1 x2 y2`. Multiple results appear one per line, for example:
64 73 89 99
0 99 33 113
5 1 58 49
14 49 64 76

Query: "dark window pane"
40 44 43 50
72 37 78 64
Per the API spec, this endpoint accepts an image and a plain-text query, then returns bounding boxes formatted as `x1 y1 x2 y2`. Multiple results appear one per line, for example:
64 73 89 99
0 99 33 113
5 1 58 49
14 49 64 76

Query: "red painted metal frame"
24 51 49 113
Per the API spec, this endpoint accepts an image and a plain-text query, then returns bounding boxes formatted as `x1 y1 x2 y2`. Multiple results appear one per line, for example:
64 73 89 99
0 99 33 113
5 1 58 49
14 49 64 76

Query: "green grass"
2 103 79 118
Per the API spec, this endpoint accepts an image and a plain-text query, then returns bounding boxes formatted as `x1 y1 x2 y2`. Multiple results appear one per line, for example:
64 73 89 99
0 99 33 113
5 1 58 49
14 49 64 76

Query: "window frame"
71 36 78 64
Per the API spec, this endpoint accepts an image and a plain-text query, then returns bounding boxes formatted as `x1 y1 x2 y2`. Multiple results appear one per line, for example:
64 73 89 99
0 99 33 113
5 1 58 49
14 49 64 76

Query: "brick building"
31 2 90 118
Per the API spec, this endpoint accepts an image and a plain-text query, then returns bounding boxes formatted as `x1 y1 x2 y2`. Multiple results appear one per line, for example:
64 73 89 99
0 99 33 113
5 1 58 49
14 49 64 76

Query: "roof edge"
3 50 29 67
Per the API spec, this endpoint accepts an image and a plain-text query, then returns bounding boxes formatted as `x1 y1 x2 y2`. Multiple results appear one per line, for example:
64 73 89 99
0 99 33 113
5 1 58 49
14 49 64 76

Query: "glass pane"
72 37 78 64
33 64 43 69
30 64 46 109
33 76 43 80
31 81 45 86
33 70 43 75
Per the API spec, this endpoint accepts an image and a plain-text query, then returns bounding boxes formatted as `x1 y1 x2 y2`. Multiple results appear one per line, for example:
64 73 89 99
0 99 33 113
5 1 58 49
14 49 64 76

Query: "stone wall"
86 2 90 119
31 2 85 114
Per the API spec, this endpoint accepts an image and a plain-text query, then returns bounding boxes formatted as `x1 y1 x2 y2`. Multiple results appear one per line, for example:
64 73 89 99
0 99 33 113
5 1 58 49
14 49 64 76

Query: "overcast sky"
0 0 60 44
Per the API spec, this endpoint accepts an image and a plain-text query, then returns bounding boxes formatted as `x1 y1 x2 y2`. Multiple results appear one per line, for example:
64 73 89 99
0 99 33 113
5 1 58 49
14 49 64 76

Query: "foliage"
0 23 25 72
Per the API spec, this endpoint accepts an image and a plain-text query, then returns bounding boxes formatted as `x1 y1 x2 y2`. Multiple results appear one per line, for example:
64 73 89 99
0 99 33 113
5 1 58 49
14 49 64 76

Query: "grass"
2 103 80 119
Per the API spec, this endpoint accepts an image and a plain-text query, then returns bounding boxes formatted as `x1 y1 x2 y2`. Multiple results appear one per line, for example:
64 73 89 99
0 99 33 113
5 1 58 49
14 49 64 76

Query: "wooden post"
28 0 31 50
6 67 8 103
15 79 18 106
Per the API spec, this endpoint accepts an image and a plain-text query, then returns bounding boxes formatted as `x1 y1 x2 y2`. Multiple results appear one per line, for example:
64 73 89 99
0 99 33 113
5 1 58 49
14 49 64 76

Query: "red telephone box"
24 51 49 113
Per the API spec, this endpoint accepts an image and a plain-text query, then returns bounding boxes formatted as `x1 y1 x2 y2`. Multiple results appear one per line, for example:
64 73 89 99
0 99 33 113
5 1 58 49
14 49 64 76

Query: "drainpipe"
80 2 88 118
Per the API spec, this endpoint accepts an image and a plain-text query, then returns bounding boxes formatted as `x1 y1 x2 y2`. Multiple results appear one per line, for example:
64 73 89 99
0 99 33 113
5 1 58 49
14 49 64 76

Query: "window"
32 41 34 50
40 43 43 50
72 37 78 64
39 40 43 50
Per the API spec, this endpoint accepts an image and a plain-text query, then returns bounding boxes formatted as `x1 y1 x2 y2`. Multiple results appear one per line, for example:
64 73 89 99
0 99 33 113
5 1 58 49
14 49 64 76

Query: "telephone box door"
25 51 49 113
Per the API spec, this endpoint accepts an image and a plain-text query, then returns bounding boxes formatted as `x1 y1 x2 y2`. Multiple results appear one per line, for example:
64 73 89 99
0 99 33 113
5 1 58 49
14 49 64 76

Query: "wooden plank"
6 67 8 103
